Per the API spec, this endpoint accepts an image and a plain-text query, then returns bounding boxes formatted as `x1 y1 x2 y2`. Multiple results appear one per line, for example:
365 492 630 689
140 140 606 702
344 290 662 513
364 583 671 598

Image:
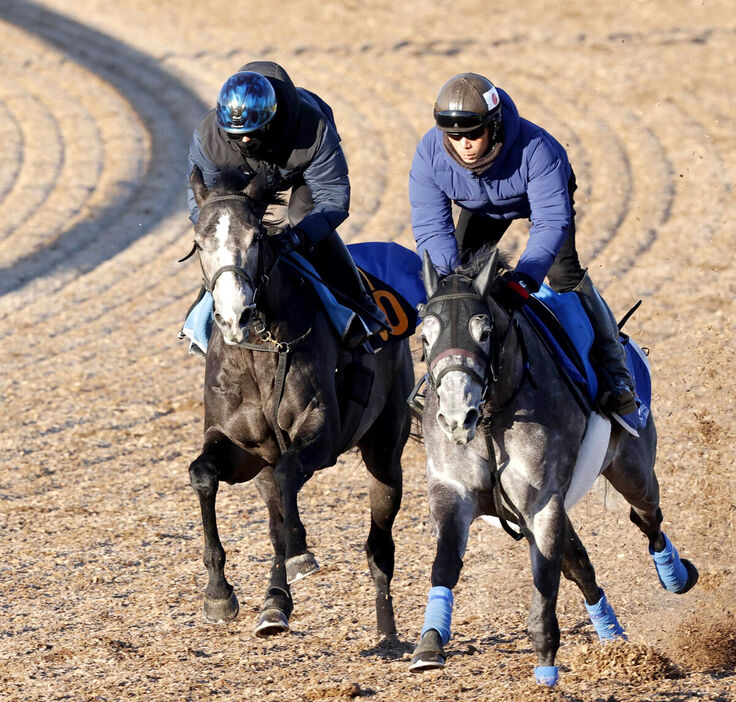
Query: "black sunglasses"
446 125 488 141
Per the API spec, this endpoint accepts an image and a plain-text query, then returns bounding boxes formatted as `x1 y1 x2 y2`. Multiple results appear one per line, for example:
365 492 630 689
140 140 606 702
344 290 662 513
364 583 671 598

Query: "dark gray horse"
186 166 413 640
410 249 697 685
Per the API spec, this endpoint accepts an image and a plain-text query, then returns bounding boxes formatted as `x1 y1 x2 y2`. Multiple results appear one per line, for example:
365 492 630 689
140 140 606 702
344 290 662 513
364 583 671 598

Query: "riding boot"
308 231 390 347
573 272 637 415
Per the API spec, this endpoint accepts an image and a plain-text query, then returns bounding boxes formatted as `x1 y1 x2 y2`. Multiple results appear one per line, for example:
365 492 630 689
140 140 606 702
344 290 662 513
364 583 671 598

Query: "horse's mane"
452 243 512 278
209 171 287 230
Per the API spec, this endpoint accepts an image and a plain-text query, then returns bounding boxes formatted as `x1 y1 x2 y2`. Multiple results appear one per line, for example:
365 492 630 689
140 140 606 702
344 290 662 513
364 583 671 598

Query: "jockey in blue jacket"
410 72 635 416
186 61 386 346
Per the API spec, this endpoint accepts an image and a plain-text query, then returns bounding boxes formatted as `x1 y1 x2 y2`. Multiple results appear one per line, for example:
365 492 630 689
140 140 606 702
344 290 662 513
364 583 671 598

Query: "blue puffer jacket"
409 89 572 285
188 62 349 245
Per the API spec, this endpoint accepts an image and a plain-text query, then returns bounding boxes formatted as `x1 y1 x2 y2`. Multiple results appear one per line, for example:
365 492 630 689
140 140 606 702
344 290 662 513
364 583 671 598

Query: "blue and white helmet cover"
216 71 277 133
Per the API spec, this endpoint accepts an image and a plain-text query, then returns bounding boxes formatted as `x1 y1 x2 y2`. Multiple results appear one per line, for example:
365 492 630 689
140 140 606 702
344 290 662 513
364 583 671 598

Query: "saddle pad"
347 242 426 313
527 285 651 432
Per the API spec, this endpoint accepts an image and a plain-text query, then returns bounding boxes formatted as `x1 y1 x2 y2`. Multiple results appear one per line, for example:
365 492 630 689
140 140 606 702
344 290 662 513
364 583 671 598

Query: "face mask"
234 137 266 157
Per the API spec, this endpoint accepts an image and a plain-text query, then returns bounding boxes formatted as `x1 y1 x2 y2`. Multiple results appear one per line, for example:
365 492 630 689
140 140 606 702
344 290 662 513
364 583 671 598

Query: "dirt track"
1 1 734 700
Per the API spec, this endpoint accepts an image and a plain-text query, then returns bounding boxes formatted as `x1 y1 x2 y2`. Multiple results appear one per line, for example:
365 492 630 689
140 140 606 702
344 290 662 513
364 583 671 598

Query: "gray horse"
410 249 697 685
186 166 413 640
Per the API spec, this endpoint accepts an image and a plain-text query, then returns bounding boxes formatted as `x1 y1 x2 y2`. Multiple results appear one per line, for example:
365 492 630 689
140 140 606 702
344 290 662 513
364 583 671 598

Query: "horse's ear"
190 166 208 208
244 169 269 202
472 248 499 299
422 250 439 298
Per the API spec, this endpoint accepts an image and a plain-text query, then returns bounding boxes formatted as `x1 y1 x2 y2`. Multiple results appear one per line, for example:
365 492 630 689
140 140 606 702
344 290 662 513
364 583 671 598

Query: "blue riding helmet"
215 71 277 134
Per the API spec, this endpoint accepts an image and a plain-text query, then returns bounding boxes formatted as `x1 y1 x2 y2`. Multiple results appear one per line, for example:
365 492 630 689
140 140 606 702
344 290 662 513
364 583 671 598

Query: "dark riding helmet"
433 73 502 133
216 71 277 134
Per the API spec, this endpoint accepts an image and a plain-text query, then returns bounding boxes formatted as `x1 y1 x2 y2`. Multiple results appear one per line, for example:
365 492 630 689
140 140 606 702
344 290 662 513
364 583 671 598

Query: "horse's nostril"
437 412 450 433
214 312 224 327
464 409 479 429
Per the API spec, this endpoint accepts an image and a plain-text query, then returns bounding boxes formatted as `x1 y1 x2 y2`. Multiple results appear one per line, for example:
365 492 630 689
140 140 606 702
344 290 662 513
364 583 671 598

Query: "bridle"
179 191 311 457
179 193 274 308
424 288 491 392
422 275 528 422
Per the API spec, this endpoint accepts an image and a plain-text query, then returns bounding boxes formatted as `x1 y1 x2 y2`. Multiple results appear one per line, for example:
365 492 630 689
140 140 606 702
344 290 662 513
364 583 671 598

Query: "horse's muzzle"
436 406 480 445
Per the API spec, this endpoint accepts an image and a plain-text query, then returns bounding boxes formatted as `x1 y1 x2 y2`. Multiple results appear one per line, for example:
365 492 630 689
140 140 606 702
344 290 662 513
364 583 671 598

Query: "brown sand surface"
1 1 734 699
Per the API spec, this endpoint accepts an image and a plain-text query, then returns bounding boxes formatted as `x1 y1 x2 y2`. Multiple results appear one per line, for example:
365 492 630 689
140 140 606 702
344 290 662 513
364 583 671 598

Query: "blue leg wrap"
420 586 453 646
649 533 689 593
584 588 627 641
534 665 559 686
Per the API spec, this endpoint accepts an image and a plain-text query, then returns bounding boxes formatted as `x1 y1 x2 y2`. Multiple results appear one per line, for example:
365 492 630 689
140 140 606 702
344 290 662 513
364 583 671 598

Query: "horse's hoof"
286 552 319 584
409 630 446 672
254 608 290 637
676 559 699 594
409 649 446 671
203 591 239 624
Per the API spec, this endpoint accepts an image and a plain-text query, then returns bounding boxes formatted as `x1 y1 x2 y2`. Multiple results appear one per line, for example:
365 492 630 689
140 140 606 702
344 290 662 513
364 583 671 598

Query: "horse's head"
420 249 500 444
189 166 272 345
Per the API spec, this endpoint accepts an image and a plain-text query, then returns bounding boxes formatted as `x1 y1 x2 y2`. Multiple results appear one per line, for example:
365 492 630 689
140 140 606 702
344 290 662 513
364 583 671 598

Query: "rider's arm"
296 125 350 245
516 138 572 287
409 146 457 275
187 129 222 225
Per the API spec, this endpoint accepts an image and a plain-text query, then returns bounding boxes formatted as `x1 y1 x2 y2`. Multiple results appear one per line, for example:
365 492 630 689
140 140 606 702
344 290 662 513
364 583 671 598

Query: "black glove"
275 227 307 255
495 270 538 311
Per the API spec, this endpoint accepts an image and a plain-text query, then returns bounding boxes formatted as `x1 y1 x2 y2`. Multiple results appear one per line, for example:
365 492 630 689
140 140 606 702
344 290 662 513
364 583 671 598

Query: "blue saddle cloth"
180 242 424 357
528 285 651 432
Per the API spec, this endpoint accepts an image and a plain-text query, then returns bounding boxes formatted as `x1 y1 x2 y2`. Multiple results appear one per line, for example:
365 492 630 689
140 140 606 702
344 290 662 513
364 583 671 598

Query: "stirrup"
407 374 428 417
611 412 640 438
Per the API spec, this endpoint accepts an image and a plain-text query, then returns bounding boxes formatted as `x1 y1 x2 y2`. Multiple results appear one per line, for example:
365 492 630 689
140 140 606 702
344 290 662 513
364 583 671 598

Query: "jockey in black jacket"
187 60 386 346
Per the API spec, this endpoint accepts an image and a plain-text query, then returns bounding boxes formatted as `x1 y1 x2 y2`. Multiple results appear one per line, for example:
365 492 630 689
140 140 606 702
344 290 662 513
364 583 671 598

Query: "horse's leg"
604 420 698 594
252 468 293 636
188 442 239 623
560 515 626 642
526 492 566 686
410 475 474 671
272 452 320 584
358 402 408 642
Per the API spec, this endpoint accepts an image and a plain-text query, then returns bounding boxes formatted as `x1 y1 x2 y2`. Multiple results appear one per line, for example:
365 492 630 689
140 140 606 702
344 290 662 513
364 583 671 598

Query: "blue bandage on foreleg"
420 586 453 645
650 532 689 592
584 588 627 641
534 665 559 686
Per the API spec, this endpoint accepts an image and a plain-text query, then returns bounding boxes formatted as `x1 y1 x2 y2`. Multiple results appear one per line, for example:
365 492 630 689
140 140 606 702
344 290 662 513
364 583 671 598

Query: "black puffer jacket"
187 61 350 244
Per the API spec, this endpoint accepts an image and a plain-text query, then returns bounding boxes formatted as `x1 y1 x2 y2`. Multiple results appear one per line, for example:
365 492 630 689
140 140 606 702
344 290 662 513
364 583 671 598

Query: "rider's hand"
496 271 538 311
275 227 307 255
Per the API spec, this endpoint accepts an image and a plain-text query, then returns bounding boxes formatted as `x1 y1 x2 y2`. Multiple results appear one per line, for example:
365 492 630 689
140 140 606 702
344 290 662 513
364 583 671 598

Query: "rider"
409 72 636 416
186 60 387 346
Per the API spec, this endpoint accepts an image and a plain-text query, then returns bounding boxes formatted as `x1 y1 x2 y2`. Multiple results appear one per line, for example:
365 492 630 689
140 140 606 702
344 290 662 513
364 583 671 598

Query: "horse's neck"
261 262 321 337
503 312 569 399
